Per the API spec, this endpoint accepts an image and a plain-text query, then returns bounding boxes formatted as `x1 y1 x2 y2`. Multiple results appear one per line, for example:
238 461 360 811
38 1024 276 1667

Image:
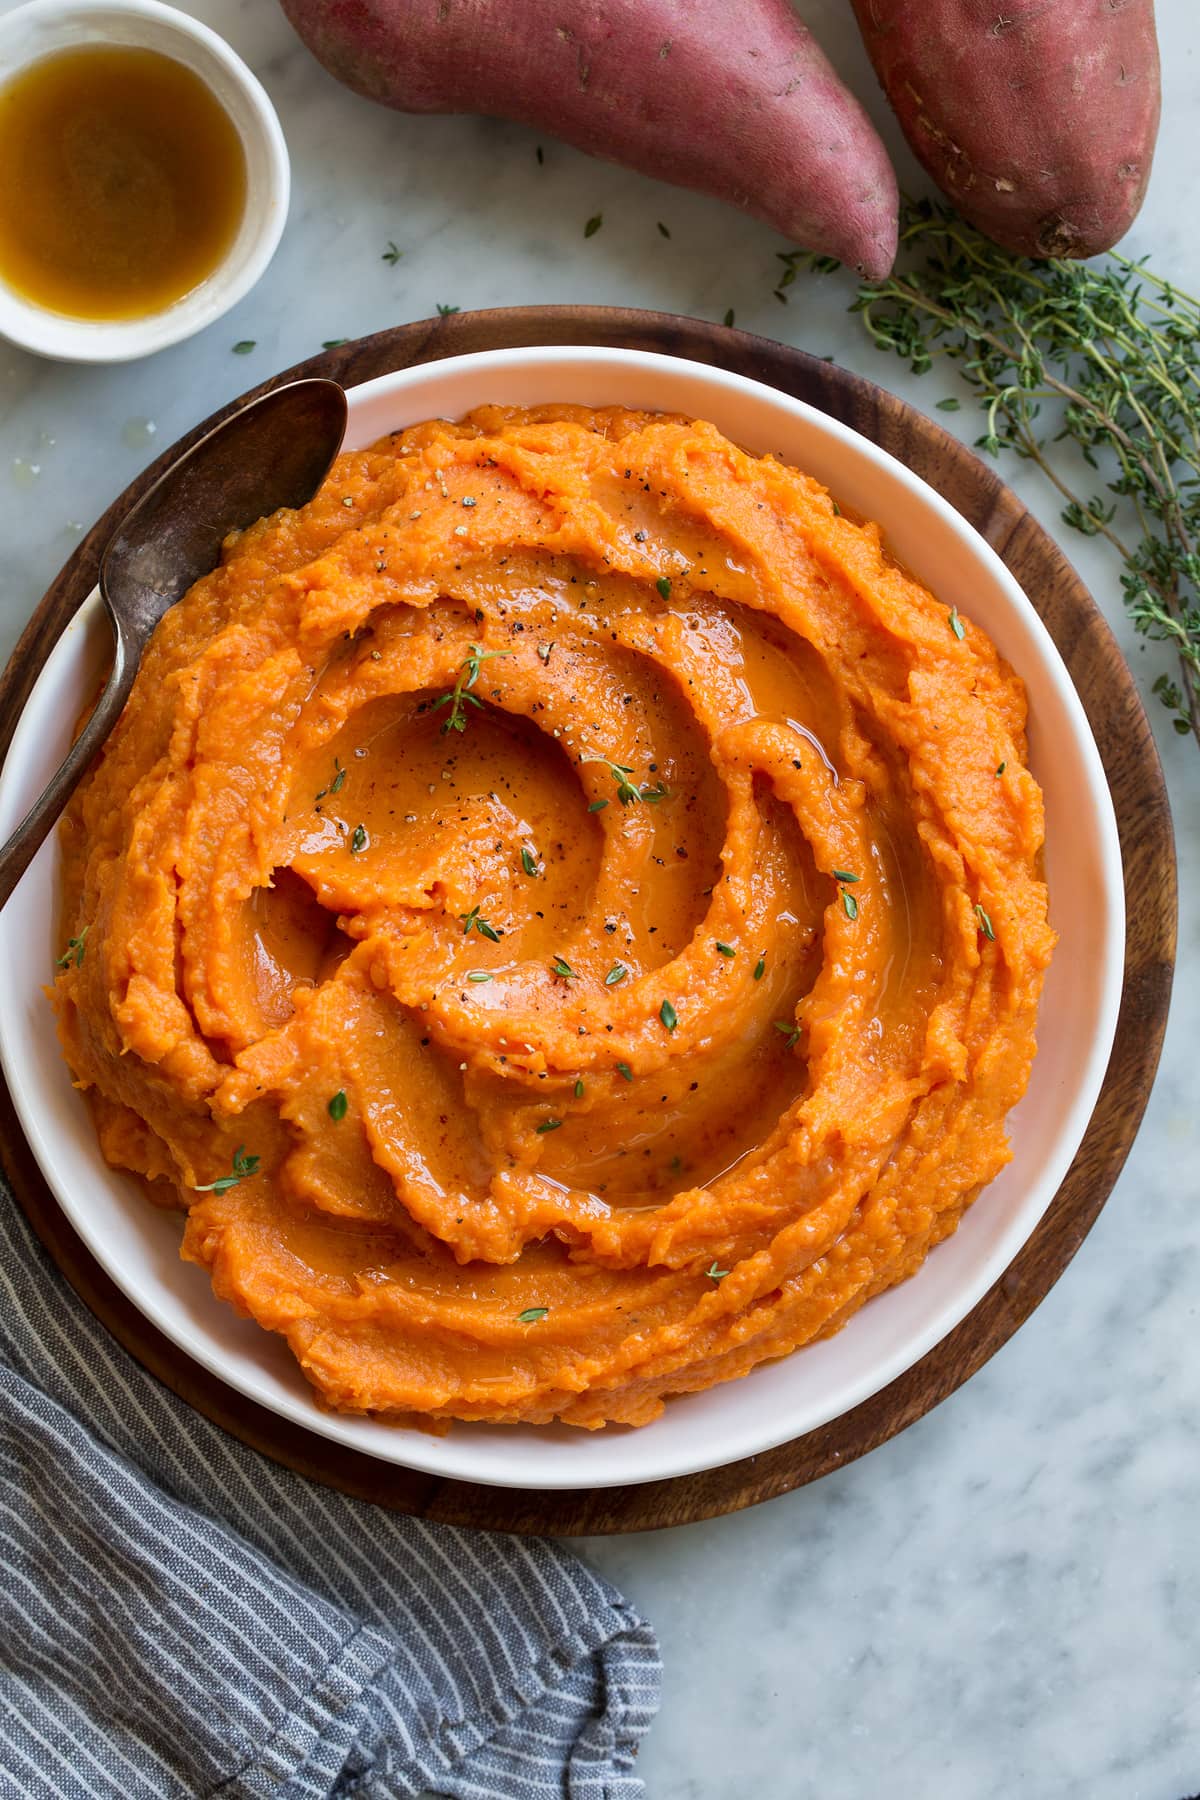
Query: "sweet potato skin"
850 0 1160 259
279 0 899 277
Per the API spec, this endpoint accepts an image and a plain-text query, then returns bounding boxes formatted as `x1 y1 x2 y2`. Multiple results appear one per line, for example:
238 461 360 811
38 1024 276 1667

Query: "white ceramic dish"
0 346 1125 1490
0 0 289 362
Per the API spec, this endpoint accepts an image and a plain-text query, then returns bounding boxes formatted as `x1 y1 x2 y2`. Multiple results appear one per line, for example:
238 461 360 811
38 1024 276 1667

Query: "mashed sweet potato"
54 405 1054 1428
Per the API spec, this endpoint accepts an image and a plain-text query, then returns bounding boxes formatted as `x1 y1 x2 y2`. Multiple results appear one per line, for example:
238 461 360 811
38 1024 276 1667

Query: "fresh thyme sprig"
193 1145 260 1194
460 905 501 941
314 757 346 804
56 927 88 970
583 757 670 806
432 644 511 734
797 197 1200 749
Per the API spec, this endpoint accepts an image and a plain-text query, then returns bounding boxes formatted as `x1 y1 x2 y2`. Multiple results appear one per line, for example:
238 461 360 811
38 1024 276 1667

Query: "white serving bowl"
0 0 289 362
0 347 1125 1490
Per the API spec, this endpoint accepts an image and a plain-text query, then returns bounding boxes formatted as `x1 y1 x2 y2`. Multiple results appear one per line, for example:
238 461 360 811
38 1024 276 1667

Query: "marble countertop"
1 1 1196 1794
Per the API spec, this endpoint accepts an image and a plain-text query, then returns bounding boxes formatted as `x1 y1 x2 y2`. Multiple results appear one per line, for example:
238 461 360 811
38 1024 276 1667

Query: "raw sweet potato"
850 0 1160 259
279 0 899 276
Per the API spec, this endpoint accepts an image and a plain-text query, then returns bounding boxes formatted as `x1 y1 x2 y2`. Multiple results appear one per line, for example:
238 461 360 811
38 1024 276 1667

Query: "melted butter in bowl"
0 44 248 321
0 0 288 362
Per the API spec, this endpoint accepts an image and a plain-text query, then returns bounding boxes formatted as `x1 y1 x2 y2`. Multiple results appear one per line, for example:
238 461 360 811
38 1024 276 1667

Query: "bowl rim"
0 0 290 363
0 343 1127 1488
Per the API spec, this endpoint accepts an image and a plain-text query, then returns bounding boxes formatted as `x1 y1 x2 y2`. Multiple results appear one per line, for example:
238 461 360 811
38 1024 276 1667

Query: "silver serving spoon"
0 378 348 911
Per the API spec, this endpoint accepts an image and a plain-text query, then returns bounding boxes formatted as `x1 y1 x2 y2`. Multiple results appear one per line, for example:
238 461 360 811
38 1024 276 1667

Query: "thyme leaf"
194 1145 260 1193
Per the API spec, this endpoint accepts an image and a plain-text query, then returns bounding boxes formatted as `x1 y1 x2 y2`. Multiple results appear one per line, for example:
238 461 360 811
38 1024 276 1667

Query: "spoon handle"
0 633 133 913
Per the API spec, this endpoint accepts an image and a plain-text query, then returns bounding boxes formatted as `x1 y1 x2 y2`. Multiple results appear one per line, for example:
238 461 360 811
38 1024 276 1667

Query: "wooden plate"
0 307 1176 1535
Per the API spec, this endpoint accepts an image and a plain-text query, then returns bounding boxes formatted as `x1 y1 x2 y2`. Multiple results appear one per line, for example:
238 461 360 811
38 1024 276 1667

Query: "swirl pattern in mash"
55 406 1055 1428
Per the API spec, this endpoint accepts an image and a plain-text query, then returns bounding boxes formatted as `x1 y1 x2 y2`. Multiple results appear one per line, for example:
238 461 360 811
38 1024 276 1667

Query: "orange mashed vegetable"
55 405 1055 1429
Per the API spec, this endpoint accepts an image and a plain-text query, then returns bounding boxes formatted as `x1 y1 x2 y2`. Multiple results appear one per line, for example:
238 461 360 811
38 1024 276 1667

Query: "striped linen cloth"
0 1181 661 1798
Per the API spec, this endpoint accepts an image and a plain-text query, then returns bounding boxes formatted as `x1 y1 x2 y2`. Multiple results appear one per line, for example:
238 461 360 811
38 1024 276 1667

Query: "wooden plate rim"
0 305 1177 1535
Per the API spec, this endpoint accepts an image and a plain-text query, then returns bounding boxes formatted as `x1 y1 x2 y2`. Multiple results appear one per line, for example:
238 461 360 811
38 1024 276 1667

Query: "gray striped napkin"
0 1181 660 1798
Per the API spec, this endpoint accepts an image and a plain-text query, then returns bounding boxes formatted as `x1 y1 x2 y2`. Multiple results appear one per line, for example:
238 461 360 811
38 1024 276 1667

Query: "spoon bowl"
0 377 347 909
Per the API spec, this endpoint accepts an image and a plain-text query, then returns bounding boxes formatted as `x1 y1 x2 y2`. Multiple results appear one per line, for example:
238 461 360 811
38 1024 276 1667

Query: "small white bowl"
0 0 289 362
0 347 1125 1490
